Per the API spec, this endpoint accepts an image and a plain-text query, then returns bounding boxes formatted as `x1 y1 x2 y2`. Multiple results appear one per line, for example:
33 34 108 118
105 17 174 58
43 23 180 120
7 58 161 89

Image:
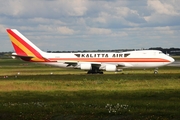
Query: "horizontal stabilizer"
12 53 34 58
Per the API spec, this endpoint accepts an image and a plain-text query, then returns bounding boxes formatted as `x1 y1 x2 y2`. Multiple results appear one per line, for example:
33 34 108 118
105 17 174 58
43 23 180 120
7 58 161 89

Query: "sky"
0 0 180 52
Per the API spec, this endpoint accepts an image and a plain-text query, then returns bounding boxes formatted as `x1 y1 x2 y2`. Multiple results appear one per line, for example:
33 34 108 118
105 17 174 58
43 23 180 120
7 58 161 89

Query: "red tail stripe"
12 42 27 56
7 29 43 59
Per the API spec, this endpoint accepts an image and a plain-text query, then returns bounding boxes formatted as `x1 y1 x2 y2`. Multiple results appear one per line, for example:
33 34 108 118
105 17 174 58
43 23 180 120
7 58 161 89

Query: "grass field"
0 59 180 120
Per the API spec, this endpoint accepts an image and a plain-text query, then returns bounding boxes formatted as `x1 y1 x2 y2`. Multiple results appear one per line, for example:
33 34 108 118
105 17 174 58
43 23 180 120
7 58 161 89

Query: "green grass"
0 59 180 120
173 56 180 61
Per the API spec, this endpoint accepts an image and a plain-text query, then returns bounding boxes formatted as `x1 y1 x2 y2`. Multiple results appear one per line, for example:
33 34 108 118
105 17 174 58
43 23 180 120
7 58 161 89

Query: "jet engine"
80 63 92 70
105 65 117 71
11 53 17 59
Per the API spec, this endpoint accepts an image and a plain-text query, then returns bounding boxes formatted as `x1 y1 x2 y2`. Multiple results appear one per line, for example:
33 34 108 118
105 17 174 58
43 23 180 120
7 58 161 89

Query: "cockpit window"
159 52 163 54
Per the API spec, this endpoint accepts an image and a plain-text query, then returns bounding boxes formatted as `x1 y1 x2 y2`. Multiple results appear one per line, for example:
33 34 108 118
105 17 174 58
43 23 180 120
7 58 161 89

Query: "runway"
168 61 180 67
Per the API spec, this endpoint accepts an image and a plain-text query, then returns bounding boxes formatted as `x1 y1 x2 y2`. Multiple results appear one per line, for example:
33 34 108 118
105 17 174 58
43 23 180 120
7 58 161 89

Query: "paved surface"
168 61 180 67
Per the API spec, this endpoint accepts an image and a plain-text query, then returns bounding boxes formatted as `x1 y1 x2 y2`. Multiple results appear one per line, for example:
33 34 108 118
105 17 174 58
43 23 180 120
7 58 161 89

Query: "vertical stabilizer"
6 29 46 62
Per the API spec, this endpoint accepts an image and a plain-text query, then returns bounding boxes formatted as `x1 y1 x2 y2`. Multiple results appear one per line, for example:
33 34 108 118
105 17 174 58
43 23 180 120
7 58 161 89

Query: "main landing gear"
87 66 103 74
87 70 103 74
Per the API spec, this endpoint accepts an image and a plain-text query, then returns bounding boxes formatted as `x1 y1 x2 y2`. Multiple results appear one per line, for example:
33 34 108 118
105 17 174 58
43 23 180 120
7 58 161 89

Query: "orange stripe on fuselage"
49 58 170 62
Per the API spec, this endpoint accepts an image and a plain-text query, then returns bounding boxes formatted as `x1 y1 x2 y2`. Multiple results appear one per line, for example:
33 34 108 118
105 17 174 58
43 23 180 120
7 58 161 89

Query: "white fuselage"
39 50 174 70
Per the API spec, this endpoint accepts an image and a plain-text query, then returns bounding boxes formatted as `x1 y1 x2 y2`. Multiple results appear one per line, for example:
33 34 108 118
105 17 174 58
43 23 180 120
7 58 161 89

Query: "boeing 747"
6 29 175 74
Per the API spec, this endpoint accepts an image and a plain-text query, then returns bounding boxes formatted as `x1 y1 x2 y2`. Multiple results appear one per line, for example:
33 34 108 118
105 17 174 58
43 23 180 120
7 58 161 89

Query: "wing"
117 63 133 68
57 60 101 68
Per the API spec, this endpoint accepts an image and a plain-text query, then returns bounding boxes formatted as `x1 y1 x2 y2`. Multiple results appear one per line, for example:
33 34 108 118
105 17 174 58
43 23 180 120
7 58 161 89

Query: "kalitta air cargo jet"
6 29 174 74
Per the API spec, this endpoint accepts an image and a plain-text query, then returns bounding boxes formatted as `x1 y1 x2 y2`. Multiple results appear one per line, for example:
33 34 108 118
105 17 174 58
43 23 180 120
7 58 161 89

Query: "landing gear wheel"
154 70 158 74
87 70 93 74
87 70 103 74
87 66 103 74
98 71 104 74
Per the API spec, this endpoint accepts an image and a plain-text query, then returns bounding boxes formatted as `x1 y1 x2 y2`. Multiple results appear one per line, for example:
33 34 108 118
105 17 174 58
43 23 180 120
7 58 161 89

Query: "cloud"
147 0 179 16
0 0 24 16
110 32 128 37
0 0 180 51
143 0 180 28
87 27 112 35
154 26 174 35
0 0 88 18
34 25 75 35
29 18 65 25
57 26 75 35
61 0 88 16
0 24 7 33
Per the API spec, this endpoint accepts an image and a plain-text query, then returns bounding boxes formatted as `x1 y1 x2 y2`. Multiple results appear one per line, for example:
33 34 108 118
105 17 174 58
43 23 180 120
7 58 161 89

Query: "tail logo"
7 29 45 62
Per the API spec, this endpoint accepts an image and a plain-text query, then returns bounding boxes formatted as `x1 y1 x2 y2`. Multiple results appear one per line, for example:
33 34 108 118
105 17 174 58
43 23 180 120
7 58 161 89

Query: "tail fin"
6 29 46 62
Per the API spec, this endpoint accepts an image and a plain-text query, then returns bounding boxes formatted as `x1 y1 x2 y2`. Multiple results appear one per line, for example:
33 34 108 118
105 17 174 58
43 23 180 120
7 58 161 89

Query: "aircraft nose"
169 56 175 63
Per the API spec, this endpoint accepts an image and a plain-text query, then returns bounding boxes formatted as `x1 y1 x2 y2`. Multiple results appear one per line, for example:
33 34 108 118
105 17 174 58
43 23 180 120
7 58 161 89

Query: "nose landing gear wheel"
154 68 158 74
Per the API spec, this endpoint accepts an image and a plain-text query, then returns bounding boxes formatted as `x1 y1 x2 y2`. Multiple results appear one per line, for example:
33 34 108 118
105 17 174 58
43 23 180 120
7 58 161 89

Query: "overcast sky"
0 0 180 52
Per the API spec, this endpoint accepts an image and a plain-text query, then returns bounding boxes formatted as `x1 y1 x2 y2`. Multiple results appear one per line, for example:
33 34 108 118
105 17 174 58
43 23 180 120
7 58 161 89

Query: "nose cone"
168 56 175 63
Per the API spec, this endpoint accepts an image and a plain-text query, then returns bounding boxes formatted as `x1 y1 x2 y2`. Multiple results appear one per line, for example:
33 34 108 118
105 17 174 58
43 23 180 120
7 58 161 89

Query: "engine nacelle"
12 56 17 59
80 63 92 70
105 65 117 71
11 53 18 59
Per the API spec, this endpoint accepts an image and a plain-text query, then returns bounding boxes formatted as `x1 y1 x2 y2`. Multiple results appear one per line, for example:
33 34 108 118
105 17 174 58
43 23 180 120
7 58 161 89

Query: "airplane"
6 29 175 74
